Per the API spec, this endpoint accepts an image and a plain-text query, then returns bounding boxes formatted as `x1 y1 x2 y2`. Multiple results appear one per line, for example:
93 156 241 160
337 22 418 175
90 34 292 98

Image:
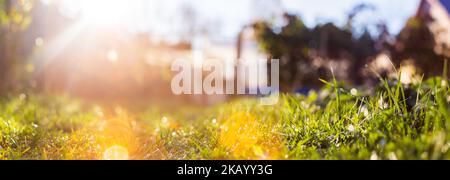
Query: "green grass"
1 77 450 160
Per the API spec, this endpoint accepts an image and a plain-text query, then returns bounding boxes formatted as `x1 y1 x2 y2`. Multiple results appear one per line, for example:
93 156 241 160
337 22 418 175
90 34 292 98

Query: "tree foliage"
392 17 449 77
0 0 33 94
254 12 377 91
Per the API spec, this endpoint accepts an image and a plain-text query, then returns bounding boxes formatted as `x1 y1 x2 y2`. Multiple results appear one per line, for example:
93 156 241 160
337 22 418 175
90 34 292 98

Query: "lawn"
1 77 449 160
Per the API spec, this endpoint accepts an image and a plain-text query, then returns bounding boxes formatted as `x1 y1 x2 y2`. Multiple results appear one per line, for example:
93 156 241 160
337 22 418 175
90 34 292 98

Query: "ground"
0 77 450 160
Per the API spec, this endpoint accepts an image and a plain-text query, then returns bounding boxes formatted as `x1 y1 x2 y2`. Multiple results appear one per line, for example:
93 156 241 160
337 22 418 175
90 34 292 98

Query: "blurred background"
0 0 449 107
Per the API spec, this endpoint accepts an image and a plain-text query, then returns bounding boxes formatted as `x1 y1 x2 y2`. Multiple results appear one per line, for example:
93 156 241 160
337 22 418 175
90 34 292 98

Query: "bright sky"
282 0 421 34
55 0 421 39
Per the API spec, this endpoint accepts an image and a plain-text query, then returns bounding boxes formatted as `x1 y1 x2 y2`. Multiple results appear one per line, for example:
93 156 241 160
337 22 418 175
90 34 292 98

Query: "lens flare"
107 49 119 63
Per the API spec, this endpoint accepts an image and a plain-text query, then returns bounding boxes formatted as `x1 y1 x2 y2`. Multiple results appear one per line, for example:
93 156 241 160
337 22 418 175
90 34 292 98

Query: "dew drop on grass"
441 143 449 153
19 93 27 101
388 152 398 160
32 123 38 128
370 151 379 160
441 80 448 87
378 96 389 109
348 125 355 133
360 106 369 117
350 88 358 96
162 117 169 124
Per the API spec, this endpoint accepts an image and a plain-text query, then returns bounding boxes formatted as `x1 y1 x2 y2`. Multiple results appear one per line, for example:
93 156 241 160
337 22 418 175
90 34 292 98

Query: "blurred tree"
254 13 313 91
310 23 353 59
0 0 33 95
254 9 378 91
392 17 449 78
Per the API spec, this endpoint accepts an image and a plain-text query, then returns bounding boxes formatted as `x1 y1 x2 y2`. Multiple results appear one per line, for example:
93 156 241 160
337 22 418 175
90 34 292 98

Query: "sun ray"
30 20 86 77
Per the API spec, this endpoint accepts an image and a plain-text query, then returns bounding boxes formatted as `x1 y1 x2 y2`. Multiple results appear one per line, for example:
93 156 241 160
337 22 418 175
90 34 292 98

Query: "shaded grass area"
1 77 450 160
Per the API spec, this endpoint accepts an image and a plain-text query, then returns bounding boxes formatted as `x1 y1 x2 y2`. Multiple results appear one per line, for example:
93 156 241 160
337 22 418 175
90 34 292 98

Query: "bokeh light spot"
103 145 129 160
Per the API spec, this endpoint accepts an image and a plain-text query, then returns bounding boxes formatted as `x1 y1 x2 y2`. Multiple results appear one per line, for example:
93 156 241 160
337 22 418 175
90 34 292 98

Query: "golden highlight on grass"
0 77 450 160
103 145 129 160
217 112 287 160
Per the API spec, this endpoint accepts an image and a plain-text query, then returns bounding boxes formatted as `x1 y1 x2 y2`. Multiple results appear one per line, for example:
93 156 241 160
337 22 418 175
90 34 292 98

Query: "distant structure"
416 0 450 56
387 0 450 79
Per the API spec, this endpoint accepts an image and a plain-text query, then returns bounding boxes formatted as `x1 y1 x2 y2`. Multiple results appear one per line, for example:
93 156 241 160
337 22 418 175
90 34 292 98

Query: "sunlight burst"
62 0 132 26
82 0 130 25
